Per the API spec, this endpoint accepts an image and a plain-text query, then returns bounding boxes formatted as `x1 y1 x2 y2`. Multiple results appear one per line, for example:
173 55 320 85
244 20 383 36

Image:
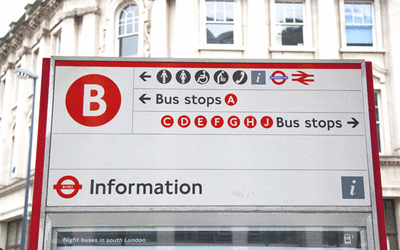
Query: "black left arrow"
140 71 151 81
347 117 359 128
139 93 151 104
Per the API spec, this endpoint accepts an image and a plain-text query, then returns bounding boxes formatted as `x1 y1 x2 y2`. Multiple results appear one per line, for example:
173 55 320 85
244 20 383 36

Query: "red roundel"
65 74 121 127
53 175 82 199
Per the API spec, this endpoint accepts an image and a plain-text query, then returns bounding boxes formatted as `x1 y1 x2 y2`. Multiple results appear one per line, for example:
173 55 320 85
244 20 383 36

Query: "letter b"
83 84 107 117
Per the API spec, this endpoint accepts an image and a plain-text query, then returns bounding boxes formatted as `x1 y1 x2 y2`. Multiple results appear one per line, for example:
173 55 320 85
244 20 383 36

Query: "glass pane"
277 25 304 46
346 25 373 46
345 13 353 24
7 222 17 244
119 10 126 21
344 3 352 14
353 4 363 24
284 3 294 23
226 1 234 21
120 35 138 56
16 220 22 243
294 2 303 23
206 1 215 21
207 24 234 44
119 22 125 36
127 19 133 34
377 124 382 153
276 3 285 23
353 3 362 14
354 16 363 24
216 1 224 12
363 4 372 24
134 17 139 32
216 10 224 21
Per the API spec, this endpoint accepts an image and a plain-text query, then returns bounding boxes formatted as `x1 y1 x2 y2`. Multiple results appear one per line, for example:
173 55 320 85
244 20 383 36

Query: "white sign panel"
47 60 375 207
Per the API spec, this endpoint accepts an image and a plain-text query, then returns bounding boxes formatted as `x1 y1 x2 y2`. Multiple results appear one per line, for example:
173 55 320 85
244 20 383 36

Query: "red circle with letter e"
53 175 82 199
65 74 121 127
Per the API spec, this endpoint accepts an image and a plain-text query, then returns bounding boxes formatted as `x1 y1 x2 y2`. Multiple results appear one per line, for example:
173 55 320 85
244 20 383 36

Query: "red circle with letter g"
65 74 121 127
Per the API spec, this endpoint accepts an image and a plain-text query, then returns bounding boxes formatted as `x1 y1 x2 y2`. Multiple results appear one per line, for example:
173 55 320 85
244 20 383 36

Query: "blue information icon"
341 176 365 199
251 71 266 85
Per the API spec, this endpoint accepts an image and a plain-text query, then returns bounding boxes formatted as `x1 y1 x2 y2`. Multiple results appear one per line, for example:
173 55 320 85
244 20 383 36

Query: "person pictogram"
176 70 191 84
214 70 229 84
157 69 172 84
195 70 210 84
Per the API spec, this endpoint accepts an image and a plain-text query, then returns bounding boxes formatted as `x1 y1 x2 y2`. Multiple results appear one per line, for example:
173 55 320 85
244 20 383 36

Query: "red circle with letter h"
53 175 82 199
65 74 121 127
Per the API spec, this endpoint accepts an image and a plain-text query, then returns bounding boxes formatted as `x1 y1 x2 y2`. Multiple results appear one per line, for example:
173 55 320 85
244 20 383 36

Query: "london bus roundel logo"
53 175 83 199
65 74 122 127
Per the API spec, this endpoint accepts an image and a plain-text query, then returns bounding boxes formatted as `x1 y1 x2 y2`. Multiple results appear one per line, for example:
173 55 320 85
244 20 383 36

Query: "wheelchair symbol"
195 70 210 85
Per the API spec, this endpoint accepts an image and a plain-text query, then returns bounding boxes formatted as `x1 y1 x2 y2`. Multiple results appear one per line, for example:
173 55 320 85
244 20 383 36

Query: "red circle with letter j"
66 74 121 127
53 175 82 199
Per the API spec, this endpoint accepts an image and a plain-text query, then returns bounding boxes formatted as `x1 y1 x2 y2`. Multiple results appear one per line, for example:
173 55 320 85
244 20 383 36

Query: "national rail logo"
65 74 121 127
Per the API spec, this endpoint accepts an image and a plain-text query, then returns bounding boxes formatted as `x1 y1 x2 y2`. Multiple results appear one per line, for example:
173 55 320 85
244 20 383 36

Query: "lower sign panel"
54 226 366 249
47 170 371 207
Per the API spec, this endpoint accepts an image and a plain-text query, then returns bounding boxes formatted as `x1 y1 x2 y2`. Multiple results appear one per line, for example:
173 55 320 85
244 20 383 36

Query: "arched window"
118 4 139 56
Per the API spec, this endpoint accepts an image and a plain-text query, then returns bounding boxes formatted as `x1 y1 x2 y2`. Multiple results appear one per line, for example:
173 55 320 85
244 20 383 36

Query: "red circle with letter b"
66 74 121 127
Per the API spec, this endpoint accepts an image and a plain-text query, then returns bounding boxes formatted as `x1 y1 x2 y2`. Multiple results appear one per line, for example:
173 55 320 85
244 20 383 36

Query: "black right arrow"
140 71 151 81
347 117 359 128
139 93 151 104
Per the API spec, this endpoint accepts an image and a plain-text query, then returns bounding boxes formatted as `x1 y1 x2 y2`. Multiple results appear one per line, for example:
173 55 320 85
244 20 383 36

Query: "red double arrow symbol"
292 71 314 85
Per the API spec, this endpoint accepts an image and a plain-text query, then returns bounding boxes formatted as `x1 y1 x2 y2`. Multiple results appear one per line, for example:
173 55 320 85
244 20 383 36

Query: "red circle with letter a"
53 175 82 199
66 74 121 127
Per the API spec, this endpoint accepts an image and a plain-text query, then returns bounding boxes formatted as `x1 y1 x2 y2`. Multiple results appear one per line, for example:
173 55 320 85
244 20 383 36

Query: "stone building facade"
0 0 399 249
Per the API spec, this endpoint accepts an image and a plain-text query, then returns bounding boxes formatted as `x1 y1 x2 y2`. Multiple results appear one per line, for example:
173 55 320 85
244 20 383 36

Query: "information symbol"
157 69 172 84
232 70 248 85
195 70 210 85
214 70 229 84
176 70 191 84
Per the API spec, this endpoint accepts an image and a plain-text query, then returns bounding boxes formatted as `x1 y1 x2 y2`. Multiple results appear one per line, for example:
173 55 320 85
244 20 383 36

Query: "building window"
375 91 383 153
275 1 304 46
205 0 234 44
6 220 22 250
0 78 5 116
344 2 373 46
384 200 399 250
118 4 139 57
9 122 17 179
54 31 62 55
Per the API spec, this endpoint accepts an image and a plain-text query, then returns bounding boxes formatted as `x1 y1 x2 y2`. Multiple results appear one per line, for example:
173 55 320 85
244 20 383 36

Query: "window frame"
200 0 243 48
344 1 374 47
270 0 313 50
374 90 385 154
6 219 22 250
117 2 142 57
339 0 383 50
53 29 62 56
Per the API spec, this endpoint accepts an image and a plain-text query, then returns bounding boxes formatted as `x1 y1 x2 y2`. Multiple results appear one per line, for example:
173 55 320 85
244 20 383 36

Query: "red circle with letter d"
66 74 121 127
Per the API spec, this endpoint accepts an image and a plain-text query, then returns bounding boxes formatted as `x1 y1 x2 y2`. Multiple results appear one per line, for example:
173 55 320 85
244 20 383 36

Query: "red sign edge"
55 60 362 69
28 58 51 250
366 61 387 250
